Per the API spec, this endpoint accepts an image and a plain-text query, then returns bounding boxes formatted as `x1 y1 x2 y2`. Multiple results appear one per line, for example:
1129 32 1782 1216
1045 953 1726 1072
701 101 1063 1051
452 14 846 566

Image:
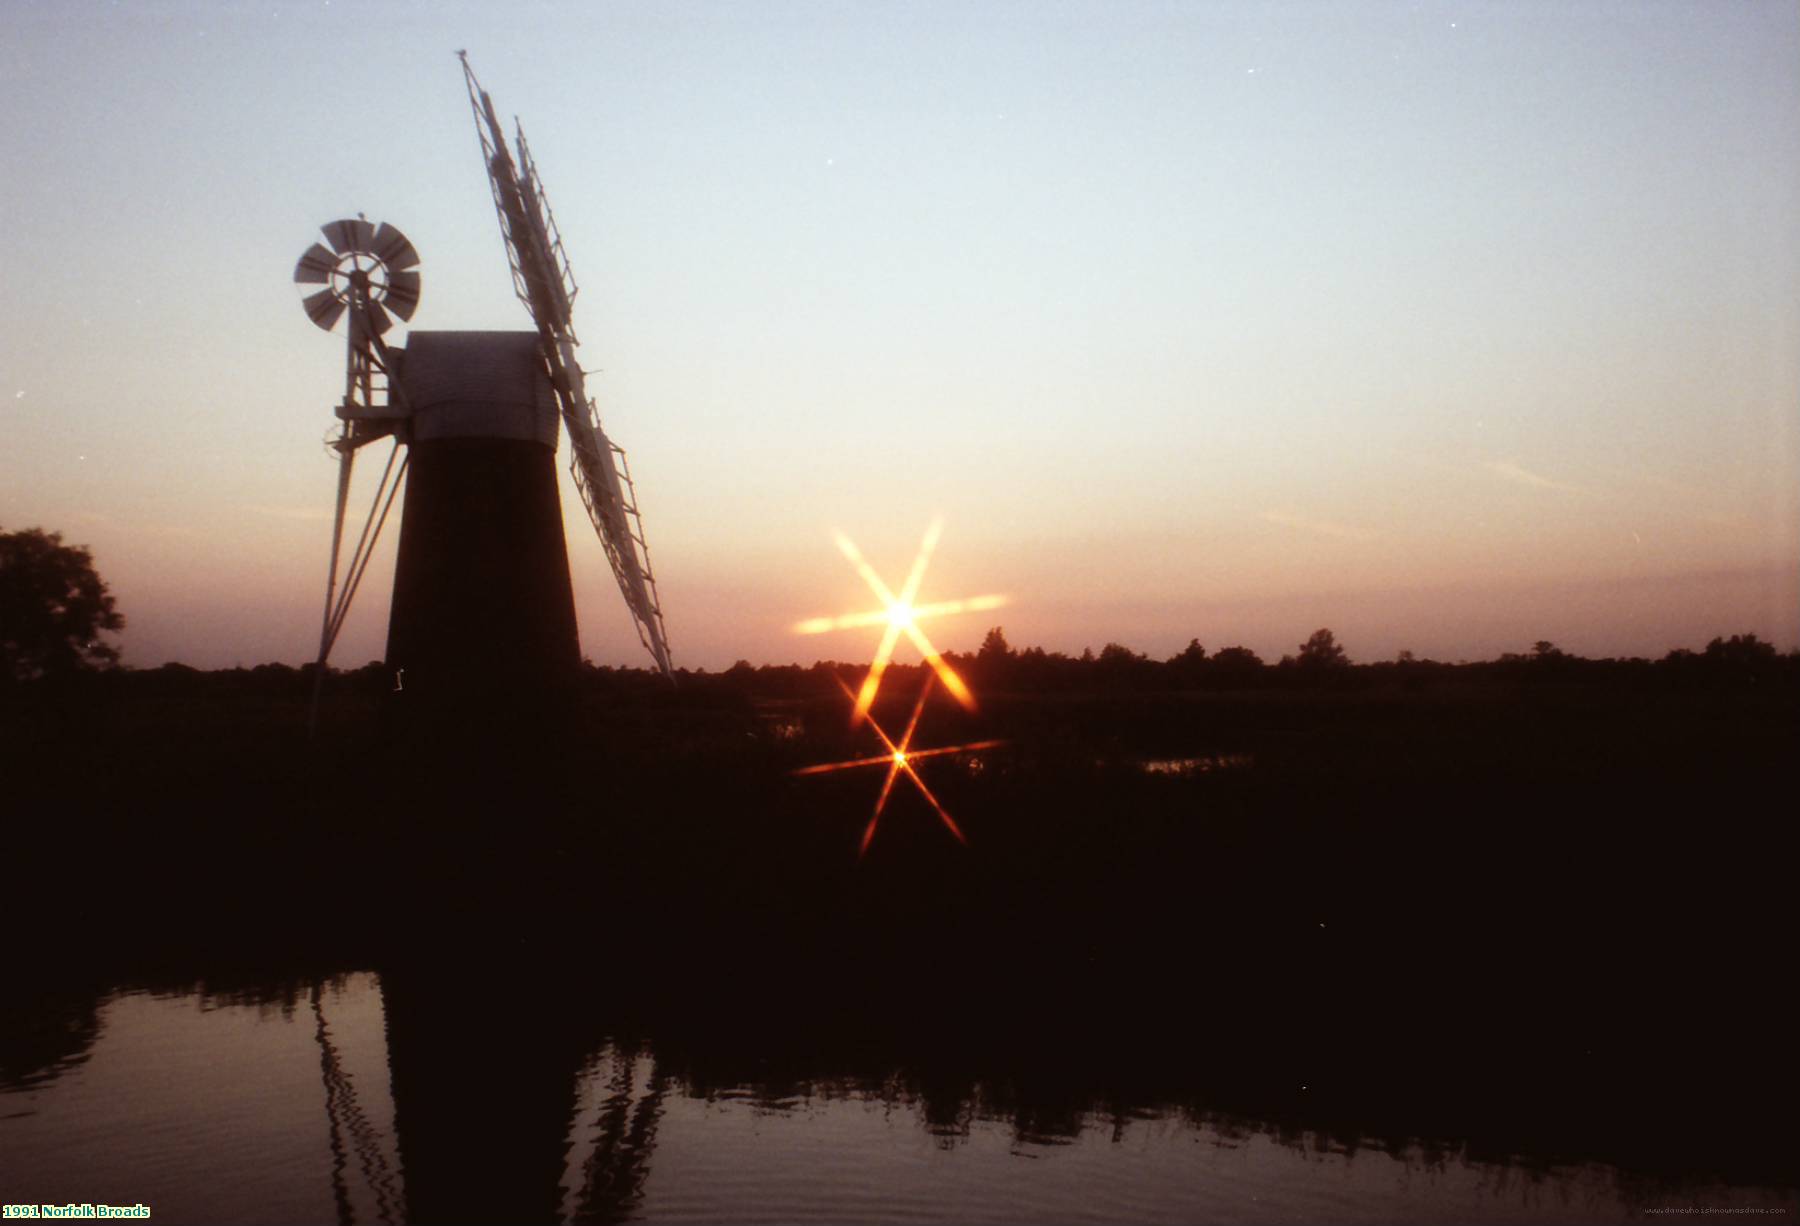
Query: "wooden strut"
307 283 411 738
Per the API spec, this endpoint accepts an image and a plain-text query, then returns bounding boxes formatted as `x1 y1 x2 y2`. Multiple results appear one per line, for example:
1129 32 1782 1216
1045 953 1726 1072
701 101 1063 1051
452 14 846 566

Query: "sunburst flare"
792 675 1002 855
793 518 1005 724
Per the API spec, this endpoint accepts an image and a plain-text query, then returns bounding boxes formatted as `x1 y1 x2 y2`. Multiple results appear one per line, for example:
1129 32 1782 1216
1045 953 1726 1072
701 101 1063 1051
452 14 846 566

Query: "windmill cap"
396 331 559 450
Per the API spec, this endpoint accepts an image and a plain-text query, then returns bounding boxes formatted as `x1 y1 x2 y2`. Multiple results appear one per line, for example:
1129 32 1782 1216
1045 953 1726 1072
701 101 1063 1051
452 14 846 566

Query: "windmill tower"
295 55 672 732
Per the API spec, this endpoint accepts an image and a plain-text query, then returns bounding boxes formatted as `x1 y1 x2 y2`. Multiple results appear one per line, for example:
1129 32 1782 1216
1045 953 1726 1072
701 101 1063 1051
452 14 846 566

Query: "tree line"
686 625 1795 700
4 524 1792 698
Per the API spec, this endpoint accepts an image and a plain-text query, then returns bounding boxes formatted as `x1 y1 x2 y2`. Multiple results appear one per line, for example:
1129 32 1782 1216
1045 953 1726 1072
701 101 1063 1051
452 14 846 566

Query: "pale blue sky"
3 0 1796 668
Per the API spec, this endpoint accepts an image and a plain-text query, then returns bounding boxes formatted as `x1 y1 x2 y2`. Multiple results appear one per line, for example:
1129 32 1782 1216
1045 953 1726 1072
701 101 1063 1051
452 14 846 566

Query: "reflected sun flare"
792 675 1005 856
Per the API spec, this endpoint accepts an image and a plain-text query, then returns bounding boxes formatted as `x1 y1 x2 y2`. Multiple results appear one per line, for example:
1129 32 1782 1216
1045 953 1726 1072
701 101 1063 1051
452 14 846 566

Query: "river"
3 972 1792 1224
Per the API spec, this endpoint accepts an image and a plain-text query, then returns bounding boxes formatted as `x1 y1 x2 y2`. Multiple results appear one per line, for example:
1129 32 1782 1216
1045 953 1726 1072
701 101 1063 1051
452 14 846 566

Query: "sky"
2 0 1797 671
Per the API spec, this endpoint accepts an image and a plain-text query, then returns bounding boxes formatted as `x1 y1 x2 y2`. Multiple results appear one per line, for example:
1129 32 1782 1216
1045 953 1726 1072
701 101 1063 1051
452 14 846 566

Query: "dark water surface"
6 676 1796 1222
2 972 1793 1225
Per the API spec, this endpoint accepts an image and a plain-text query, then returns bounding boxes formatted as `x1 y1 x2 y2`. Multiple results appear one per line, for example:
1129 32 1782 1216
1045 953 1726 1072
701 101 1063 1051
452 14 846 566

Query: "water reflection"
312 982 400 1225
1139 752 1254 775
0 987 101 1093
566 1040 668 1223
380 965 588 1224
2 969 1794 1224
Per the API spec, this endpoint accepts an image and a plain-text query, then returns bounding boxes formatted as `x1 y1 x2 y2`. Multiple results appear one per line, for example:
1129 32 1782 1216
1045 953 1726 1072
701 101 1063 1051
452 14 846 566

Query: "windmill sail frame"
458 52 673 677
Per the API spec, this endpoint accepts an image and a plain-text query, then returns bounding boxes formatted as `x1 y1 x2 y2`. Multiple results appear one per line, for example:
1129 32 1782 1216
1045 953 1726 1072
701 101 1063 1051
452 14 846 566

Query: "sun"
793 518 1005 725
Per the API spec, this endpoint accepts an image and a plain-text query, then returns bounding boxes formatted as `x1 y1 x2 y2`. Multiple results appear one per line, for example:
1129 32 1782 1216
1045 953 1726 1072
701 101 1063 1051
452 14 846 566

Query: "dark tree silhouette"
1168 638 1208 686
1210 645 1265 686
0 526 124 683
977 626 1015 663
1168 638 1207 667
1097 642 1145 666
973 626 1017 687
1094 641 1152 689
1297 628 1348 670
1704 633 1778 667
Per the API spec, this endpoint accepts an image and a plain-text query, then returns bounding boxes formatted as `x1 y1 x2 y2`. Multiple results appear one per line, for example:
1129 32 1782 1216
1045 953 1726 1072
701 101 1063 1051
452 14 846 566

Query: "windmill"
293 217 418 730
294 55 671 731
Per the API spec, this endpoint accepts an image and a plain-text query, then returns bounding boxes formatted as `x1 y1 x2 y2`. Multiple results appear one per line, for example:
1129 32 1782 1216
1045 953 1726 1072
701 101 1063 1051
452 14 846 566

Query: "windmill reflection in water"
308 972 669 1226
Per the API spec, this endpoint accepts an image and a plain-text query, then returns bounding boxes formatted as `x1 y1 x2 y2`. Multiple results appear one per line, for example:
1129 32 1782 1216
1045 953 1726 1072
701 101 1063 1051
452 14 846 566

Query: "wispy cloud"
1261 510 1376 542
1485 460 1589 495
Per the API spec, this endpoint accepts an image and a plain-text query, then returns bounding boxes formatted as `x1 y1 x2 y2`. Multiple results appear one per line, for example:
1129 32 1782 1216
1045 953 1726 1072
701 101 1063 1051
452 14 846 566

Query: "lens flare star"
793 675 1004 855
793 518 1006 725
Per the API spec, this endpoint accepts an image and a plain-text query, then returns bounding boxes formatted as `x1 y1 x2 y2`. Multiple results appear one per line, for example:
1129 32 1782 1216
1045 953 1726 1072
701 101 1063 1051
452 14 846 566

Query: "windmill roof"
396 331 559 450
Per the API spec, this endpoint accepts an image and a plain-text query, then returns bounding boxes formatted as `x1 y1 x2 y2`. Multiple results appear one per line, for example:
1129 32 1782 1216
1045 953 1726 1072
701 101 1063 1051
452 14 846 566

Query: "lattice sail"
459 52 673 676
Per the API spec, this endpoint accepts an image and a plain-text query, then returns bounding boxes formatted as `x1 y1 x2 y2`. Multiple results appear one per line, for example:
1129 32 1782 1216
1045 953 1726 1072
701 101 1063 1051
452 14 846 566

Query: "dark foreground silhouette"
5 645 1796 1209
